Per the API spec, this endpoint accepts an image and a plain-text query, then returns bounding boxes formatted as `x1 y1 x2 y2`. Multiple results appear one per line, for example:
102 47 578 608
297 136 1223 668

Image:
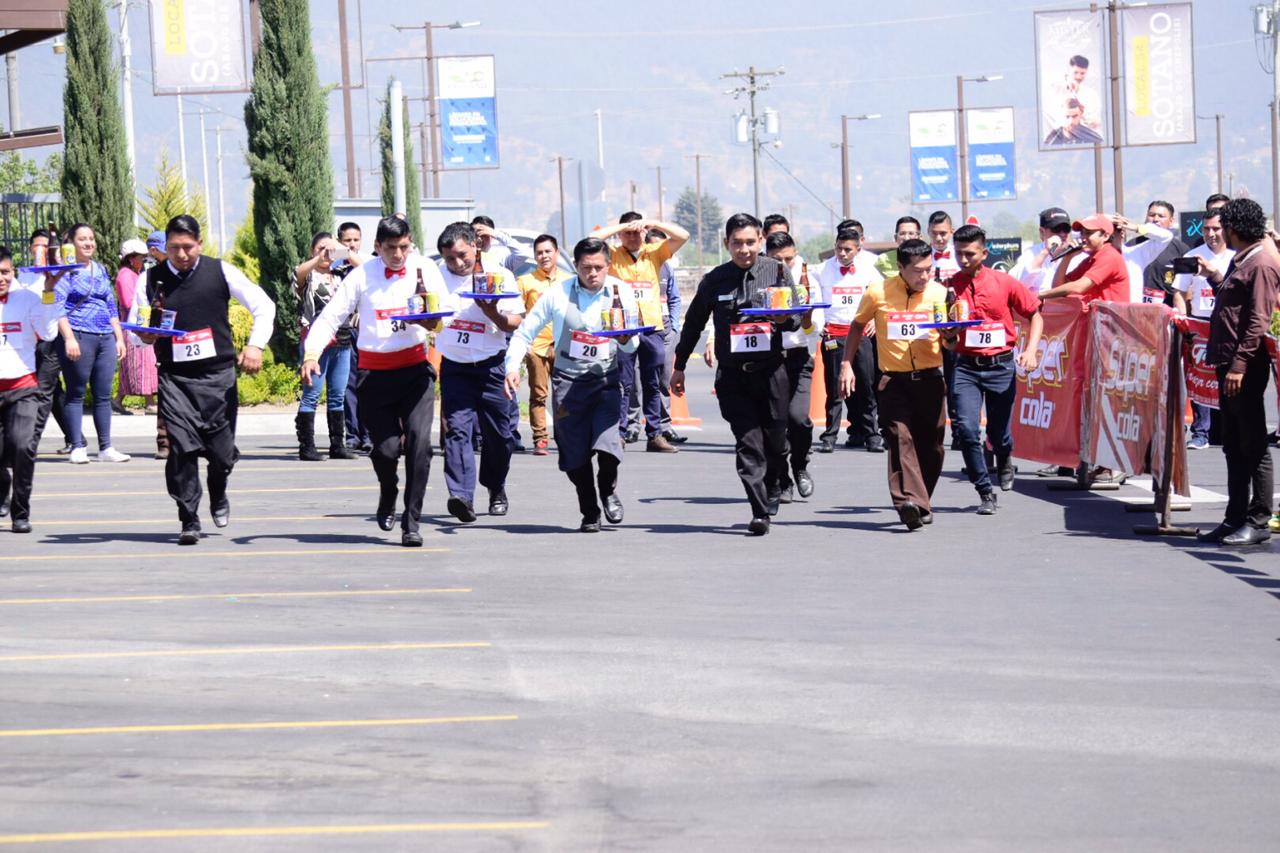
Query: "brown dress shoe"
646 435 679 453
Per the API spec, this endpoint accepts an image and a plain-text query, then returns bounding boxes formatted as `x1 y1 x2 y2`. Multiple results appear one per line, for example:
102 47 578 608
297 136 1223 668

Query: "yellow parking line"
35 465 363 478
0 547 447 563
0 641 488 663
37 486 380 498
0 821 549 844
0 714 517 738
43 515 323 527
0 587 471 605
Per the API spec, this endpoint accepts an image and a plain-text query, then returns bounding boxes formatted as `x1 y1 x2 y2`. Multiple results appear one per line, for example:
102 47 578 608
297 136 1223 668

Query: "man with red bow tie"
816 225 884 453
928 210 962 447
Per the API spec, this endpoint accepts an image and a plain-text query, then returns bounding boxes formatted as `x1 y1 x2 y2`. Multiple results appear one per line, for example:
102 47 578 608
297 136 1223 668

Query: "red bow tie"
839 265 855 276
934 251 950 260
384 266 407 279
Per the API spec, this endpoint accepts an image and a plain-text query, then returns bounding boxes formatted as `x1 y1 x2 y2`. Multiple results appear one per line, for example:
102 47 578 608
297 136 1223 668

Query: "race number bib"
1194 286 1215 315
172 328 215 363
374 307 408 337
1142 287 1165 305
0 321 21 351
628 279 655 303
964 322 1007 349
567 330 609 362
885 311 930 341
446 319 487 351
832 285 862 307
729 322 771 354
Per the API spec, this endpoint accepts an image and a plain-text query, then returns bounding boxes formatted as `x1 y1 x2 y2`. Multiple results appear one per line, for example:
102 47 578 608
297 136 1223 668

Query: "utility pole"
176 92 188 196
552 156 570 243
687 153 706 276
4 47 17 133
594 108 605 202
655 166 664 220
629 180 637 211
389 78 406 214
839 114 880 219
215 127 227 257
337 0 358 198
198 109 212 244
1262 0 1280 222
722 65 784 218
956 75 1001 223
1215 113 1225 195
116 0 137 222
1107 0 1124 213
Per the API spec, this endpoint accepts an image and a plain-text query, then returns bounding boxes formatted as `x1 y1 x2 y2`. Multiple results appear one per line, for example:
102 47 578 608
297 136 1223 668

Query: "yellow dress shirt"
517 267 569 358
853 275 950 372
609 241 673 331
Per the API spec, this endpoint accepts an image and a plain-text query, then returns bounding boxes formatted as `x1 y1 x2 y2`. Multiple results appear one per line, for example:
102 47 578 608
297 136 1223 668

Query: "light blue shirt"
504 275 639 375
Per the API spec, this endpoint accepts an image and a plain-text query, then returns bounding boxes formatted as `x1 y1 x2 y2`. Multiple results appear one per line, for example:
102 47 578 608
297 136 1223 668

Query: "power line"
759 146 836 218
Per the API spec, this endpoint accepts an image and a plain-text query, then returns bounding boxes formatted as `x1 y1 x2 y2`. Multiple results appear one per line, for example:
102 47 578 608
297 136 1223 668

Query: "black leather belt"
957 350 1014 368
738 357 783 373
884 367 943 380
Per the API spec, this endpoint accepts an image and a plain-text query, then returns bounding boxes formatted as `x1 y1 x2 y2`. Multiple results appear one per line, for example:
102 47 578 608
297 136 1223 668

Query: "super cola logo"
1102 337 1158 443
1014 331 1069 430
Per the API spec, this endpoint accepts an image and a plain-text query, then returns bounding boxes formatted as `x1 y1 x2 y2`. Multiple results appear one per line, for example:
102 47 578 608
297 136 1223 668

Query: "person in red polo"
940 226 1043 514
1040 213 1130 304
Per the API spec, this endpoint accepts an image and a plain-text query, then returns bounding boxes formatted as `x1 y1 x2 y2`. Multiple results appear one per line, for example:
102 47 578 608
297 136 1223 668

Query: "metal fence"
1 193 62 264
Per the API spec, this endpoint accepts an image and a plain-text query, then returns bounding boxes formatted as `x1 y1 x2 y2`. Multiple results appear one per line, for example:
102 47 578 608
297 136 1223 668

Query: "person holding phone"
294 232 357 461
1173 210 1235 450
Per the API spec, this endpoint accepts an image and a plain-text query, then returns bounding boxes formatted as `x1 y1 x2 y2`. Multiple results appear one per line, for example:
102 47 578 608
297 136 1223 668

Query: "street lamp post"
956 74 1002 222
839 113 880 219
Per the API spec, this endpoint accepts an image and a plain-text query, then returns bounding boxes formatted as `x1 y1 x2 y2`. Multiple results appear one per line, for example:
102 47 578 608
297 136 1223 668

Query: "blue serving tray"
457 291 519 300
389 311 455 322
919 320 982 330
593 326 654 338
18 263 84 274
121 323 187 337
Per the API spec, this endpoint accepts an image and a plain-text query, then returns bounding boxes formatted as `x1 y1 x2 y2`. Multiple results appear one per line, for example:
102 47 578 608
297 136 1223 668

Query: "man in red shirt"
1040 213 1129 304
942 226 1044 514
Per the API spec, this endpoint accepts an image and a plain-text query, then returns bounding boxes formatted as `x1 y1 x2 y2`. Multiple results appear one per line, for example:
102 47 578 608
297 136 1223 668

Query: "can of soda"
426 291 440 313
954 298 970 322
487 273 499 294
137 306 151 327
769 286 792 310
933 302 947 324
60 244 76 265
33 245 47 266
159 310 178 331
602 308 614 330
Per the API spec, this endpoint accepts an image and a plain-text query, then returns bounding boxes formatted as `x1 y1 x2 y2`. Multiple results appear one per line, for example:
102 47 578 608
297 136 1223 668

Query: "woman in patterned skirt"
113 239 158 414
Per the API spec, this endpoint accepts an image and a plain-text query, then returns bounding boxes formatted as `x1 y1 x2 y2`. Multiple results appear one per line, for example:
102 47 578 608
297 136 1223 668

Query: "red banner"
1082 303 1181 488
1012 299 1089 468
1181 317 1219 410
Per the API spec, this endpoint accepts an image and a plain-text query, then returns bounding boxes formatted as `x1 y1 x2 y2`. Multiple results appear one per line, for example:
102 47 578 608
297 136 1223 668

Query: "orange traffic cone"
809 342 829 426
670 389 703 426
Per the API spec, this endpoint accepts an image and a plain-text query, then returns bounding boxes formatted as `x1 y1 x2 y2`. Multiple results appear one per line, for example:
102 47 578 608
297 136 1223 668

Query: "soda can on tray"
954 298 970 322
768 286 792 310
601 308 614 331
60 243 76 265
426 291 440 313
933 302 947 324
33 245 47 266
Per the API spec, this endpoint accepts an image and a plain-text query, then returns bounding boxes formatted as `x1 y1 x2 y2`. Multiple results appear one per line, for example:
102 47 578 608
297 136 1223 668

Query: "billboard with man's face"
1035 10 1109 151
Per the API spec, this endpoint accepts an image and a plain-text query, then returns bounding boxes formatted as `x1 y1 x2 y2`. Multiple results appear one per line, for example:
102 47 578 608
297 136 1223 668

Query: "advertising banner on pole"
1181 317 1218 409
147 0 250 95
1034 9 1108 150
1012 299 1089 468
1120 3 1196 146
909 110 957 203
1082 303 1172 477
437 55 500 169
967 107 1016 200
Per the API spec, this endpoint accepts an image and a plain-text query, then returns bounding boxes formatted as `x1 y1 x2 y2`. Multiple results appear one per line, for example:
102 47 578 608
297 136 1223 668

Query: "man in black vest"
137 215 276 545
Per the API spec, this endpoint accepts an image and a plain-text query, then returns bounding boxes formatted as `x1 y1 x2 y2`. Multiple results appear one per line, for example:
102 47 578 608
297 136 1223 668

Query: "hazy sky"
5 0 1271 245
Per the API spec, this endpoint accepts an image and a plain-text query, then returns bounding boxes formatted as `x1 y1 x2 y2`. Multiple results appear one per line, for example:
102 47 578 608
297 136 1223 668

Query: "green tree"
226 211 261 284
136 150 206 242
673 187 723 254
378 81 422 247
244 0 334 363
0 152 63 194
60 0 134 269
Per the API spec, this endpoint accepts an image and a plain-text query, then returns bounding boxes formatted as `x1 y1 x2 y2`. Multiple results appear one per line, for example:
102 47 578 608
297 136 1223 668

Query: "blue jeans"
59 330 117 450
952 357 1016 495
618 330 665 438
298 346 351 413
1189 401 1212 443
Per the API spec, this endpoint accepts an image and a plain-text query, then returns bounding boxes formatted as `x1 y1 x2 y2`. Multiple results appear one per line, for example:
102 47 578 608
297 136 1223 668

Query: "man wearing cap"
838 239 951 530
941 226 1044 514
1010 207 1081 292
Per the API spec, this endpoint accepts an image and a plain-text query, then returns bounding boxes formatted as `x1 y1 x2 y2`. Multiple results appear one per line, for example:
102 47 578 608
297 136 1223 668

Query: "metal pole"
4 50 18 132
1215 113 1224 195
1108 0 1125 213
198 110 212 243
1273 0 1280 223
420 120 430 195
176 92 188 197
629 181 636 211
337 0 358 198
595 108 605 202
390 79 406 214
215 127 227 256
957 75 969 223
840 115 850 219
425 22 441 198
656 166 663 220
556 157 567 243
116 1 137 223
749 66 761 218
1093 145 1104 212
694 154 703 274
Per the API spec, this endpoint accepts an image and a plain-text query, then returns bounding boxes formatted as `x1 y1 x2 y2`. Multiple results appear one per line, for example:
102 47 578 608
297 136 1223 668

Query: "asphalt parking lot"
1 366 1278 851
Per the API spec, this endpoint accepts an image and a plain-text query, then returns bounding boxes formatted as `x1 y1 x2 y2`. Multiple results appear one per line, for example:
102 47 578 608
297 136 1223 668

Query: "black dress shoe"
816 439 835 454
178 523 201 546
11 518 31 534
766 491 781 517
580 517 601 533
56 444 73 455
795 469 814 498
899 501 924 530
211 497 230 529
920 511 933 525
377 487 398 531
624 429 642 444
865 436 886 453
1195 522 1234 544
998 456 1016 491
447 496 477 523
748 517 770 536
844 435 864 449
603 493 624 524
488 489 509 516
1221 525 1271 546
778 485 794 504
512 443 527 454
0 497 10 518
401 530 423 547
661 429 688 444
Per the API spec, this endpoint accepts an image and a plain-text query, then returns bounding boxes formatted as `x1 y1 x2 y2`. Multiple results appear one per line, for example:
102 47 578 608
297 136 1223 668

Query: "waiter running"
435 222 525 523
0 248 60 532
941 225 1043 515
303 215 447 547
838 239 950 531
504 237 641 531
136 215 275 545
672 213 805 536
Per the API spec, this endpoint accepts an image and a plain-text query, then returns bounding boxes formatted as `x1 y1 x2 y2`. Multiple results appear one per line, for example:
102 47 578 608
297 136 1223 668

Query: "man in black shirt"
672 213 804 535
1129 199 1189 304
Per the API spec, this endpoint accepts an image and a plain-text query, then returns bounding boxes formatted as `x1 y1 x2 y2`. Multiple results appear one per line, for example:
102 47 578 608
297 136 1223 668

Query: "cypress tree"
378 81 422 247
60 0 134 270
244 0 333 362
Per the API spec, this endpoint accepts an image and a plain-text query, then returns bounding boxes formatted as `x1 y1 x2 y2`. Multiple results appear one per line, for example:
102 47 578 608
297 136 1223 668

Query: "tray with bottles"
739 306 820 317
593 326 655 338
120 323 188 337
18 263 84 275
389 311 455 322
919 319 982 330
457 291 519 300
